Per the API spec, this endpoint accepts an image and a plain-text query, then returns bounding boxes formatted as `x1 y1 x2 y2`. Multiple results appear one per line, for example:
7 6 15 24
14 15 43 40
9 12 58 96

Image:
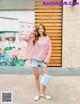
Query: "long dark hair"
33 23 47 45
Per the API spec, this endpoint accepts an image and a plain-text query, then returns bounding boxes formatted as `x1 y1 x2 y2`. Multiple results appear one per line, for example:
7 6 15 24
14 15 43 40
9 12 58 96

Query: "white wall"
0 11 34 23
0 11 34 49
0 11 34 33
62 0 80 68
0 18 20 31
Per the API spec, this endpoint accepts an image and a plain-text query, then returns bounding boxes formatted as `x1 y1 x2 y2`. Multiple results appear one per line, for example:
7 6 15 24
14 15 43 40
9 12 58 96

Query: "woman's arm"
23 30 34 42
44 37 52 64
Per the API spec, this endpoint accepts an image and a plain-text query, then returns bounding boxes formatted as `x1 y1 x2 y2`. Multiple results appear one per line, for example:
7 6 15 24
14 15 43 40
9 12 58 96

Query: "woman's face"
38 25 44 35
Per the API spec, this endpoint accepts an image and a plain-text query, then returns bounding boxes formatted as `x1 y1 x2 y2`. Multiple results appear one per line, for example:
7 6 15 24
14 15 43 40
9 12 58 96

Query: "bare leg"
33 67 40 96
41 67 48 96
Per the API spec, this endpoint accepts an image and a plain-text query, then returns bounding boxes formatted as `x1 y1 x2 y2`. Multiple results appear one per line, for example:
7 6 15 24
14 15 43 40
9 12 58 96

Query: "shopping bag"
41 74 52 87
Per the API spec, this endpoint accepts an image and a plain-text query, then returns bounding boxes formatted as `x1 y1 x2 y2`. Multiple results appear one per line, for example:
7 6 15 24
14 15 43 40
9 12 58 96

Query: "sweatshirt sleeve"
44 37 52 64
23 30 34 42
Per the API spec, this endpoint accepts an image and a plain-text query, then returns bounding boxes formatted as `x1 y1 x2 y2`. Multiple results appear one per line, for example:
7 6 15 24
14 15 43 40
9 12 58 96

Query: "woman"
23 23 52 101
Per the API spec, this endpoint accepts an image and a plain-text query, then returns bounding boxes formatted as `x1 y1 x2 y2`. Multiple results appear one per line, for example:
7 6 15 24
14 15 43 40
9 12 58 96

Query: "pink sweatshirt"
23 31 52 64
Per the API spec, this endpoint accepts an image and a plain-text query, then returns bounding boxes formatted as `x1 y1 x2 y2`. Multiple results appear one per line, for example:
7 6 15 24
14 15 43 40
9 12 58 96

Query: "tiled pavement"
0 66 80 104
0 74 80 104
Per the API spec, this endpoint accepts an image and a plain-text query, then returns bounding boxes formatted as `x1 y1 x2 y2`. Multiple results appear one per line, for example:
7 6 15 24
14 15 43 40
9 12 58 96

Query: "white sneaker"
41 93 52 100
34 96 40 101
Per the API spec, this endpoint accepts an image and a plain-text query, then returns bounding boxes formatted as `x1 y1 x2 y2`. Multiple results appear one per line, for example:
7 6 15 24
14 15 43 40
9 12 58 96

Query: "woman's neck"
40 34 44 37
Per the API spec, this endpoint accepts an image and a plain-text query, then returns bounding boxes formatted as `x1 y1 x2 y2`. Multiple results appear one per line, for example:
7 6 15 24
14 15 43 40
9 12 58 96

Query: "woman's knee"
33 67 39 80
42 67 48 74
35 73 39 80
44 70 48 74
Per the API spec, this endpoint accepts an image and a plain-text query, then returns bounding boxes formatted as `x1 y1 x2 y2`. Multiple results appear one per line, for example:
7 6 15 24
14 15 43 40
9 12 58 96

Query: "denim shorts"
31 59 47 68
